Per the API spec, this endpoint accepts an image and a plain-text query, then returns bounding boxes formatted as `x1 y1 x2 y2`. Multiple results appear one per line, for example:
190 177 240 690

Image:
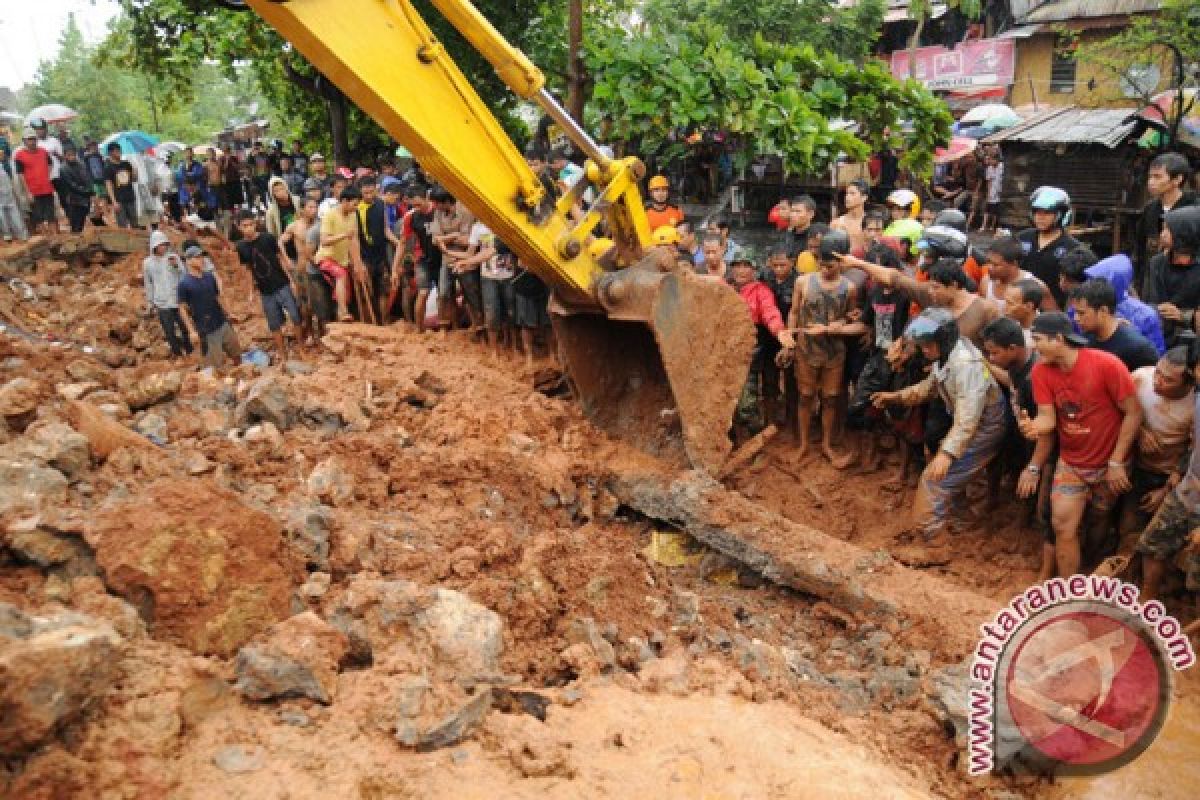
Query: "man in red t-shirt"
1019 312 1142 578
12 128 58 234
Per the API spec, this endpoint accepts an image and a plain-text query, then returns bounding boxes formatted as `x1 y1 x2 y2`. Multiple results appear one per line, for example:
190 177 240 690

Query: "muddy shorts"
441 267 483 316
30 194 56 225
795 355 845 399
734 370 764 432
1135 490 1200 572
513 290 550 329
202 322 240 369
415 257 436 291
260 284 301 332
1051 462 1119 511
317 258 348 285
482 276 515 329
305 266 334 322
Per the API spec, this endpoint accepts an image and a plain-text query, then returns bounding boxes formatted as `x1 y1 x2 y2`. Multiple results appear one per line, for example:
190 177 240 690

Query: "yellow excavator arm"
243 0 755 473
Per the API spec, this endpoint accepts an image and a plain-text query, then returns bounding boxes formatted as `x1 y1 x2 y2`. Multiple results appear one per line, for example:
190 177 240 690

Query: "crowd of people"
5 117 1200 609
702 151 1200 611
128 139 568 373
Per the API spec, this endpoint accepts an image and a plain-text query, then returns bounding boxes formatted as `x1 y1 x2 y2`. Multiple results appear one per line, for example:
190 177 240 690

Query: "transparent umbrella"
25 104 80 125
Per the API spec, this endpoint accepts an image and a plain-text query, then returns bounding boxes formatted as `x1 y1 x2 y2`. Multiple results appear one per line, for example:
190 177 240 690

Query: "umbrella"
934 136 978 165
961 103 1020 129
1138 89 1200 149
193 144 223 158
26 104 79 125
0 110 22 125
394 145 412 159
100 130 160 155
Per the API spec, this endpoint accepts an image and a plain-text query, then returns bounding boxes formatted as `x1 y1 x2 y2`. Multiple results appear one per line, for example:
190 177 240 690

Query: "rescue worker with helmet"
1017 187 1079 309
884 189 921 232
870 308 1008 543
645 175 684 231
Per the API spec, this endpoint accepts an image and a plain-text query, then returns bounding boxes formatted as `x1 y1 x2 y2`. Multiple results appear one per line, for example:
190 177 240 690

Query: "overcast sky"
0 0 121 90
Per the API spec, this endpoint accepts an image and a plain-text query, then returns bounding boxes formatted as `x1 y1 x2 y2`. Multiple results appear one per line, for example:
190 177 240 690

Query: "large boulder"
235 375 295 431
0 605 127 756
0 459 68 517
0 377 41 431
120 371 182 411
326 578 504 679
1 420 91 478
235 612 347 704
85 480 302 657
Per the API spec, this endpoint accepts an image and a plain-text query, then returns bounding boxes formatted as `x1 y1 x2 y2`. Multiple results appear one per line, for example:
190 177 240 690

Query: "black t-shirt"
1086 324 1158 372
409 207 440 269
783 226 810 262
358 199 389 266
761 270 797 321
104 159 136 203
1016 229 1079 309
861 284 911 352
237 233 291 295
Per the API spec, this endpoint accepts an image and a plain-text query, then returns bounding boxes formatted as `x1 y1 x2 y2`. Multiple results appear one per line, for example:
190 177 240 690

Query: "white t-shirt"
1132 366 1195 474
40 135 63 180
986 163 1003 205
469 222 513 280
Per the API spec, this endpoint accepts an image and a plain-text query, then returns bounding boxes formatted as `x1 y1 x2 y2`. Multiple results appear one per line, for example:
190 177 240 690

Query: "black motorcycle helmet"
905 307 959 364
932 208 968 233
819 229 851 261
917 224 969 259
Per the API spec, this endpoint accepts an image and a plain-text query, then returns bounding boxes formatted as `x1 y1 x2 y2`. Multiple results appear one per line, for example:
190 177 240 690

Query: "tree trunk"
908 16 926 79
565 0 587 121
326 88 350 166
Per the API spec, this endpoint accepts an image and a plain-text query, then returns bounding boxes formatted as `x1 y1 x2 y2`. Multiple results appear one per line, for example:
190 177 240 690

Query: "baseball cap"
310 153 325 161
1031 312 1088 347
184 245 207 259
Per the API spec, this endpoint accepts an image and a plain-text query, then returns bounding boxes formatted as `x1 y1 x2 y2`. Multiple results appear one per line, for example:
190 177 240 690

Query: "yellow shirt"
795 251 818 274
316 208 356 265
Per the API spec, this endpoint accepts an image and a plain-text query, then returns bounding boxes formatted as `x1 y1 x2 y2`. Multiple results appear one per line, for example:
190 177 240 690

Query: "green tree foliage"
587 19 952 177
639 0 885 63
100 0 555 162
1071 0 1200 143
23 13 258 143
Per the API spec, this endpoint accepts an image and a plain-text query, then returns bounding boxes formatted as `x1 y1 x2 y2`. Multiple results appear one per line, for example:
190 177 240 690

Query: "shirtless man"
832 179 869 255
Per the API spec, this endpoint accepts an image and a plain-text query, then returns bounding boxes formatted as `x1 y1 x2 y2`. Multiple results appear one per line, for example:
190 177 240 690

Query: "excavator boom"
243 0 755 473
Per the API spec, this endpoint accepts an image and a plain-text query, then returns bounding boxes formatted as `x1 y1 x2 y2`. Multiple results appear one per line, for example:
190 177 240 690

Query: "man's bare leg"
1039 543 1057 581
796 394 815 459
1142 558 1168 603
1052 494 1088 577
821 396 844 464
414 289 430 333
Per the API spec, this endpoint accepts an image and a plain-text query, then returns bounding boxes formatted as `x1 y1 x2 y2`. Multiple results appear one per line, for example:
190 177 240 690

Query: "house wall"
1009 29 1172 108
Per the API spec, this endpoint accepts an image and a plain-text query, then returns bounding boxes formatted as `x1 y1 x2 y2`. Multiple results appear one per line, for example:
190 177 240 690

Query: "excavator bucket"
553 268 757 475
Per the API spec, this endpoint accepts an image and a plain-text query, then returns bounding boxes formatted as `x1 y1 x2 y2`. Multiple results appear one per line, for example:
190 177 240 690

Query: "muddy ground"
0 232 1197 799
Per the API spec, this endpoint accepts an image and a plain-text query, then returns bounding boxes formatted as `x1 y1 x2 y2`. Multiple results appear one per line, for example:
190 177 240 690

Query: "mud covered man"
871 308 1008 546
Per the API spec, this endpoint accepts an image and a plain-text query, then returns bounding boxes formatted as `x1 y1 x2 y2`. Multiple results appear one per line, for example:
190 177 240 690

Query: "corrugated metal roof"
983 106 1140 148
1020 0 1162 24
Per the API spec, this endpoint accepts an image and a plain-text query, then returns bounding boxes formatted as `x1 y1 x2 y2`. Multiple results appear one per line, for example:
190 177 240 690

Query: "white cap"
310 153 325 161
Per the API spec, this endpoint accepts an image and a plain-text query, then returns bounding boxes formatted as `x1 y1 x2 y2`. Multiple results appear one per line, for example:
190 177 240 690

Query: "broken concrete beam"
608 470 996 658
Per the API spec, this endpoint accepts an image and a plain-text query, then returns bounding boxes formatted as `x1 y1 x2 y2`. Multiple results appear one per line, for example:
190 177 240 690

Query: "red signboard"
890 39 1016 90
